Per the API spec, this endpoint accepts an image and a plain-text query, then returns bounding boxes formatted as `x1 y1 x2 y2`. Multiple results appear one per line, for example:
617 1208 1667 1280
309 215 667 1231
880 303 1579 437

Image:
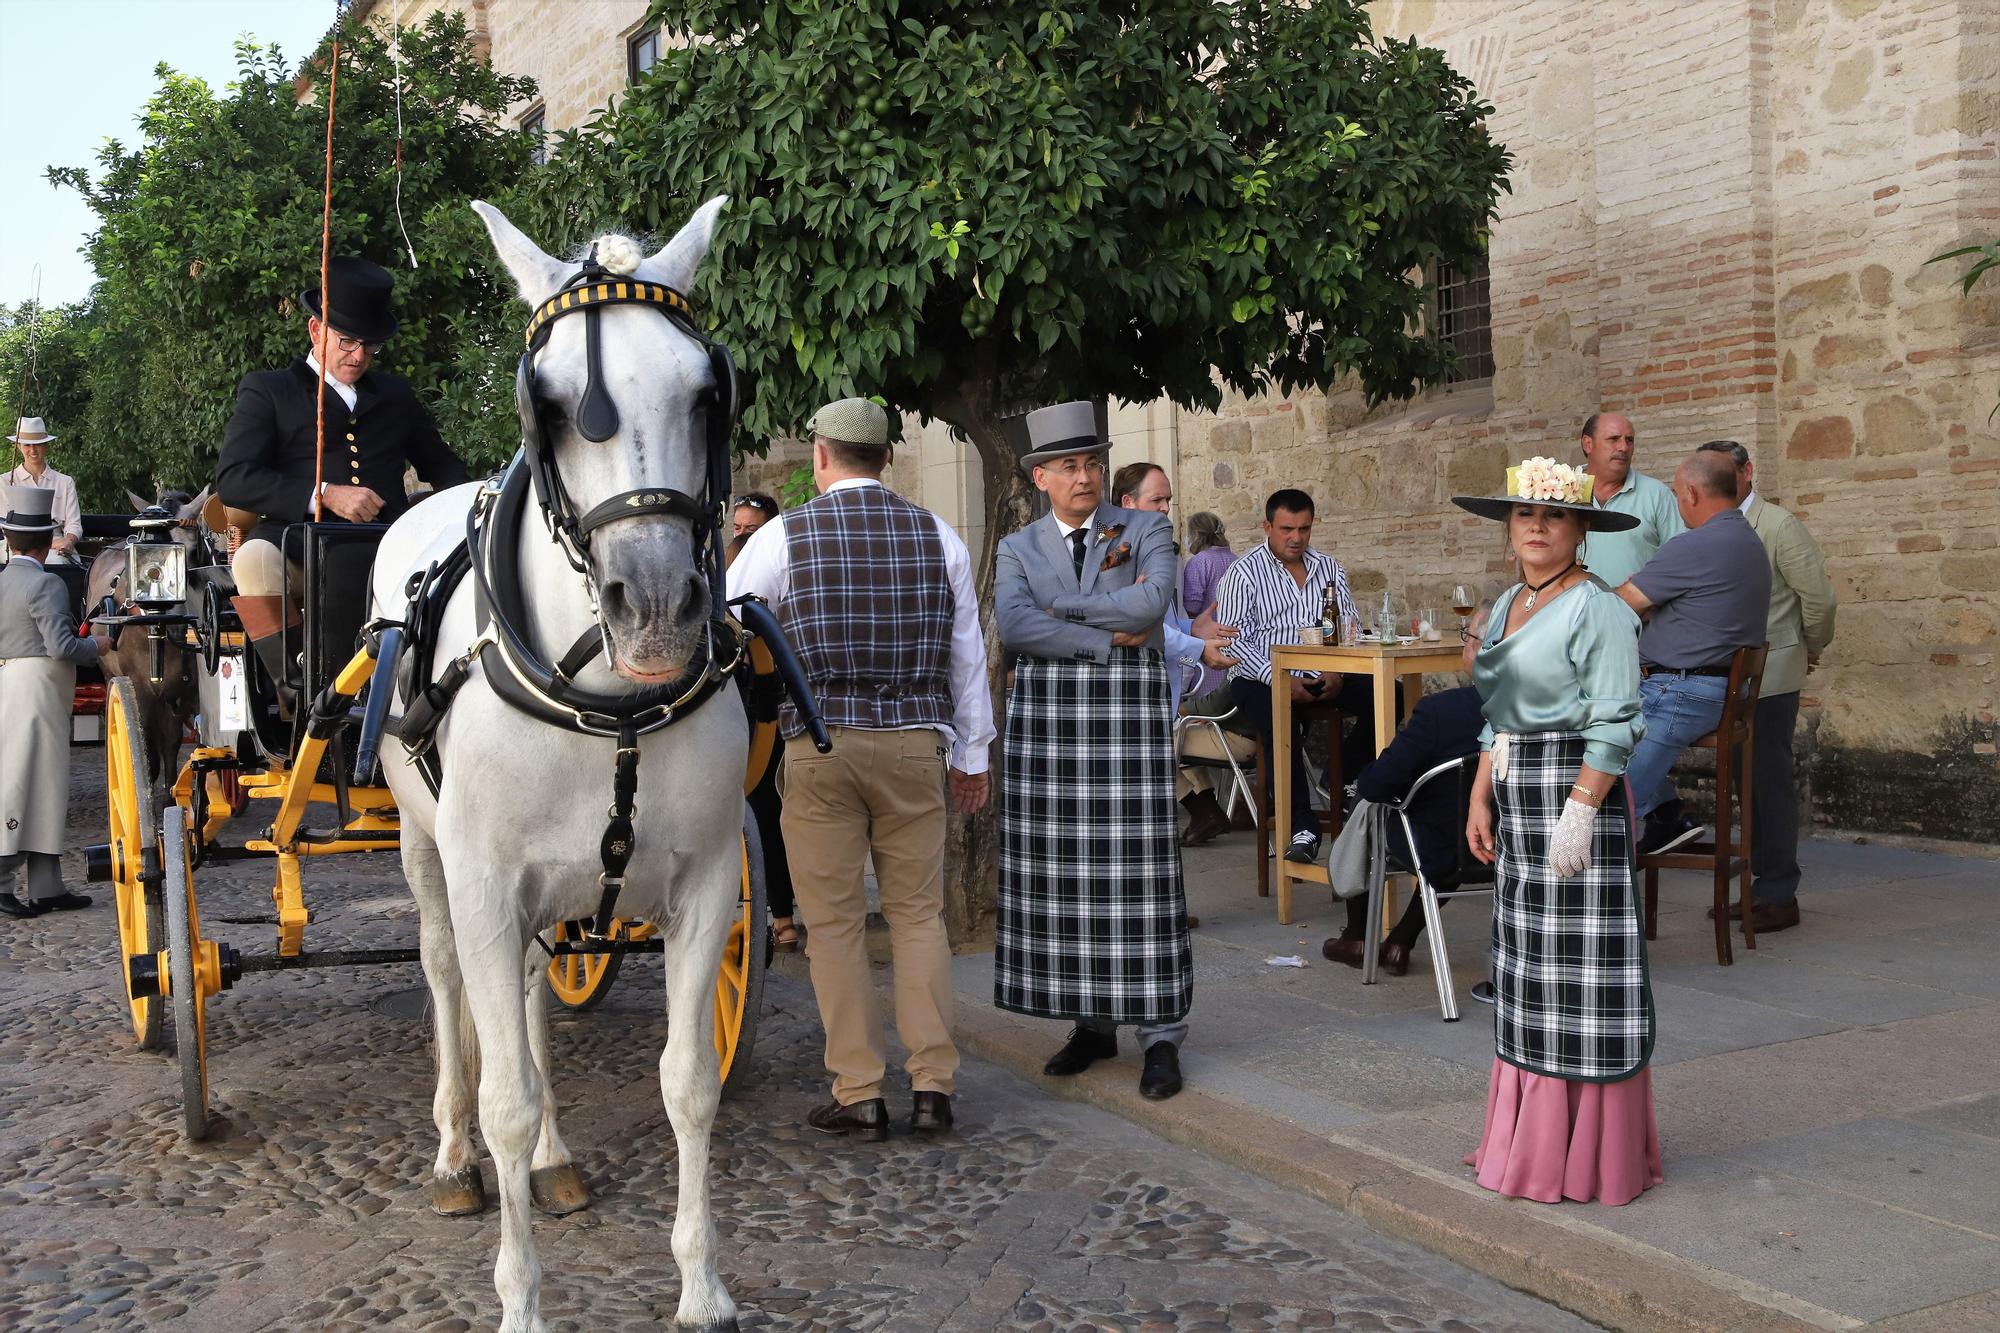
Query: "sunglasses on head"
733 495 777 513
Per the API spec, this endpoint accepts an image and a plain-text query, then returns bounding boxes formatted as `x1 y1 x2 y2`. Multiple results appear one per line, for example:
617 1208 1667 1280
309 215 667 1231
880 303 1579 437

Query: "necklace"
1521 560 1577 612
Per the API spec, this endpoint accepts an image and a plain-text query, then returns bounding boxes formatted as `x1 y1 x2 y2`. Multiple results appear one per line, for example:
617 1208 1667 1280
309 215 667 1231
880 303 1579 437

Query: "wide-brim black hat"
1451 458 1640 533
301 256 400 344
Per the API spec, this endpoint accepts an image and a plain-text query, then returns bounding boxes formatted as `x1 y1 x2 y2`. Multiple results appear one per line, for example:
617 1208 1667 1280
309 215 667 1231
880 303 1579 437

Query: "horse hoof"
529 1163 590 1216
430 1166 487 1216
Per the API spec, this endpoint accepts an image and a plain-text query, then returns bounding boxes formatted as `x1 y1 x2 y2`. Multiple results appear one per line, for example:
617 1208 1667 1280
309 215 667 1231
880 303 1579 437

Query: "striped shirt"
1214 542 1356 684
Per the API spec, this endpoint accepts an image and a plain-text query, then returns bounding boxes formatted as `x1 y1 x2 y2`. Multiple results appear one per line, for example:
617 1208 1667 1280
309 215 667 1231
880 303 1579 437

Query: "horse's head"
475 197 732 683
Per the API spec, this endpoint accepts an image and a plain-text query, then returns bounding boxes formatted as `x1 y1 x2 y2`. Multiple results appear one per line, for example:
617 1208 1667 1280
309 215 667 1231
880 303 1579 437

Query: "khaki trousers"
779 726 959 1103
1175 722 1255 801
230 539 302 599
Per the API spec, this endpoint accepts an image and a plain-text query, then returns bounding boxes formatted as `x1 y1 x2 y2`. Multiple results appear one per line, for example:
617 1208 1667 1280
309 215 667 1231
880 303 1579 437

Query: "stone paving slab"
950 832 2000 1331
0 751 1604 1332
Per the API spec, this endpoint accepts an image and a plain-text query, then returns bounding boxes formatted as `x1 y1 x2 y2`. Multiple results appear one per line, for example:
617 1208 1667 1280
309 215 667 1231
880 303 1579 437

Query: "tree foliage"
47 13 539 504
525 0 1509 473
1 301 103 495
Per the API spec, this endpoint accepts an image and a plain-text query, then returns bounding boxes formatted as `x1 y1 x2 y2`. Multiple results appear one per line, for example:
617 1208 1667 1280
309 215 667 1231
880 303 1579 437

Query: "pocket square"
1099 540 1134 572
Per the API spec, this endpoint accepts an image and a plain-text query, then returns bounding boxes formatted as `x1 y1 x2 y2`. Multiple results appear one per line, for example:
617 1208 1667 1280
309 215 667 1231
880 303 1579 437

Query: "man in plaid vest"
729 397 993 1142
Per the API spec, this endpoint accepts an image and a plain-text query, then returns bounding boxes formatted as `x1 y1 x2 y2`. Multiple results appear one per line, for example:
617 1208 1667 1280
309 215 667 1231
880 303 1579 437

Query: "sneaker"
1469 981 1496 1005
1284 829 1321 863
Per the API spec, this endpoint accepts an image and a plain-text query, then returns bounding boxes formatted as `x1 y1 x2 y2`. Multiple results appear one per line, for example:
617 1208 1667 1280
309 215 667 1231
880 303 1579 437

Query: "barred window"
520 106 547 166
628 26 662 84
1435 257 1494 386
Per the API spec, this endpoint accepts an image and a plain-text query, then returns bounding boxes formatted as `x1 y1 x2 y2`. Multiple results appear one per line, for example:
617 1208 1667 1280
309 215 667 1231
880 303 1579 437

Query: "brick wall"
1175 0 2000 843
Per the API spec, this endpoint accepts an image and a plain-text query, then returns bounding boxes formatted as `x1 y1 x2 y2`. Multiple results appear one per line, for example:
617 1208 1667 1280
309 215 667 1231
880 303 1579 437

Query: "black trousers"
1228 674 1384 839
745 748 796 920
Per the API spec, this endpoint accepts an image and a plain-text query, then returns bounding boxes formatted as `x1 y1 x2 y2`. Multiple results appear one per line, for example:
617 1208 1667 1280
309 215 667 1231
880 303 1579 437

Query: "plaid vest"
777 484 955 739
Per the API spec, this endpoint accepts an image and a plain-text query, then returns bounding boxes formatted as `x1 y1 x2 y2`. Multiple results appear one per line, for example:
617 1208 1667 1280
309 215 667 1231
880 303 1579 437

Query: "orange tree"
529 0 1511 931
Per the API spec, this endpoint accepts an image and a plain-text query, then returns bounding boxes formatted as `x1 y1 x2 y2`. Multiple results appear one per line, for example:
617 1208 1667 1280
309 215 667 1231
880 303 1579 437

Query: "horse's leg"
447 877 547 1333
523 952 589 1215
408 835 484 1216
659 890 739 1331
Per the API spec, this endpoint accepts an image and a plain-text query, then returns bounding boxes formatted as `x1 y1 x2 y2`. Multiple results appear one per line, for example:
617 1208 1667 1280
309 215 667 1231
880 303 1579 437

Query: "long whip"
6 263 42 477
311 10 344 524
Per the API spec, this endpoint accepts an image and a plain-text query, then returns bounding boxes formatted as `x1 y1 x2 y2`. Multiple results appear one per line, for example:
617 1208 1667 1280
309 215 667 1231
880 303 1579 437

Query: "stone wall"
1175 0 2000 844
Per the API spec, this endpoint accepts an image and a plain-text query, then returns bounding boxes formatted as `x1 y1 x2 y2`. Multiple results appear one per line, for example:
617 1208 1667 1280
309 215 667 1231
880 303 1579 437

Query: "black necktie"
1069 527 1088 577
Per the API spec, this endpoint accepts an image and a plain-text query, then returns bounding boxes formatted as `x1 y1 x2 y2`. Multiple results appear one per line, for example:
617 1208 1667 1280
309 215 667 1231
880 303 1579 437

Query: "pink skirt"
1463 1059 1663 1206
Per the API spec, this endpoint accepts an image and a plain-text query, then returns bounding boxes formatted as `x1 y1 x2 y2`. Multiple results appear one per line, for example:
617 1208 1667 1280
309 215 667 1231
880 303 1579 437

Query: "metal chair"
1641 643 1767 966
1358 754 1496 1021
1173 706 1258 824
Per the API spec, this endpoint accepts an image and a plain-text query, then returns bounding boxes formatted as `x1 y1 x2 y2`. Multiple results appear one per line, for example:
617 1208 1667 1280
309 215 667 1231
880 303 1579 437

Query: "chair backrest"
1717 644 1768 746
1388 754 1492 890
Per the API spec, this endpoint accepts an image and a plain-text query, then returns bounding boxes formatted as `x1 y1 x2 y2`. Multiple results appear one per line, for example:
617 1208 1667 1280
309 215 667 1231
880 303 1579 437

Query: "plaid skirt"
1492 730 1654 1083
994 651 1192 1026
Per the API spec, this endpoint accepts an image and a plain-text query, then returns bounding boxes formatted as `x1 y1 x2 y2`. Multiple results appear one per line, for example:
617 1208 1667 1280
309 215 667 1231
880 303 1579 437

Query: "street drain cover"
370 986 432 1022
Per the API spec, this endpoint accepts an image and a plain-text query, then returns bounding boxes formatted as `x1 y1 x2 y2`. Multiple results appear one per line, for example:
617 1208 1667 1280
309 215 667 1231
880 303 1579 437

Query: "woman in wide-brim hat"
1451 457 1661 1207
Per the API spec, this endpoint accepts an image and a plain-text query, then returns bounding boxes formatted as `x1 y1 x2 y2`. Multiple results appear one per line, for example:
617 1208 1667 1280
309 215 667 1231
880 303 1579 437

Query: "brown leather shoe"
806 1097 888 1142
1748 901 1801 933
910 1091 953 1137
1321 936 1367 968
1378 942 1411 977
1179 792 1231 847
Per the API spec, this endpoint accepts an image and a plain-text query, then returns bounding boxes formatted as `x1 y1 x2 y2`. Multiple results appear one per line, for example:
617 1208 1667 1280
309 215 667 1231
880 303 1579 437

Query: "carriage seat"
281 522 391 703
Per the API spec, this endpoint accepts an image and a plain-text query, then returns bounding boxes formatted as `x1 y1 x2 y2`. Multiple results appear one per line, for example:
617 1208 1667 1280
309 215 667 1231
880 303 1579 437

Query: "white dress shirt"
727 477 995 774
3 464 83 562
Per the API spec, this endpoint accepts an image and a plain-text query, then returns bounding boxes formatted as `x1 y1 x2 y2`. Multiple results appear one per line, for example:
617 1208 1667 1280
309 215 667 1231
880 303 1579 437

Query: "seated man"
1613 450 1771 853
1322 601 1489 975
216 256 469 686
1215 487 1381 863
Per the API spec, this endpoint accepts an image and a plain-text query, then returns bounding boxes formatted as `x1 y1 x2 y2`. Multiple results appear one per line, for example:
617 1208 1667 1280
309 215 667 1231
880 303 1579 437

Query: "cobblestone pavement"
0 753 1598 1331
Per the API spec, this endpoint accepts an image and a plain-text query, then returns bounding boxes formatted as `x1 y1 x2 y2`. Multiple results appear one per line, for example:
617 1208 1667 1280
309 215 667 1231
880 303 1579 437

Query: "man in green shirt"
1577 412 1684 587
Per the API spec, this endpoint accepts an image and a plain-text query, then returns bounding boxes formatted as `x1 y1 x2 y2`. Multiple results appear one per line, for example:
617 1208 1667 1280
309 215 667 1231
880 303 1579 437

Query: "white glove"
1548 798 1598 877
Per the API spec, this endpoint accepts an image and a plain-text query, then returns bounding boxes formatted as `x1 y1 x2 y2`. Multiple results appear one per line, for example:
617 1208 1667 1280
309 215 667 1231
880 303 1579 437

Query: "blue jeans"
1626 673 1729 819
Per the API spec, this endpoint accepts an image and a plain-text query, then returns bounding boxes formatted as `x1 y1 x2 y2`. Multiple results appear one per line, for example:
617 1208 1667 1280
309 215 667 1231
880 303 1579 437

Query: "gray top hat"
0 484 59 535
1020 401 1109 468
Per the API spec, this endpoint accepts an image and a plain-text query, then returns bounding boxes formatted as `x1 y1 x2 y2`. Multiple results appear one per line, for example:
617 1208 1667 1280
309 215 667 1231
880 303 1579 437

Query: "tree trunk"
934 395 1039 947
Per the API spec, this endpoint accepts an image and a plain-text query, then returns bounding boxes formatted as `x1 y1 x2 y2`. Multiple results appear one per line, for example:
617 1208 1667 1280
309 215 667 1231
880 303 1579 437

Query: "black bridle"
514 247 740 611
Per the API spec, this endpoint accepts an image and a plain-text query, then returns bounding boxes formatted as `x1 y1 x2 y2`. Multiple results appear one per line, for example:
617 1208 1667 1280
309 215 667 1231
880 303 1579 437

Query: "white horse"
369 197 748 1332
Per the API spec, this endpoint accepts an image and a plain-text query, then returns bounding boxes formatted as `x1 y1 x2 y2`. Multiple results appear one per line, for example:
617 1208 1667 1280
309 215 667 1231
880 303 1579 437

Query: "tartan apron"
1491 729 1654 1082
995 649 1192 1026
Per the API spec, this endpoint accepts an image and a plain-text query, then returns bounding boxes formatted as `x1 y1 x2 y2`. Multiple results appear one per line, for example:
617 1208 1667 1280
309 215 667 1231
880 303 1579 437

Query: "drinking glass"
1451 584 1475 633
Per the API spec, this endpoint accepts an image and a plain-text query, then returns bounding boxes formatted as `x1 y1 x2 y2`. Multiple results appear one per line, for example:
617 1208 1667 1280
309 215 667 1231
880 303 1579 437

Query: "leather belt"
1641 663 1732 679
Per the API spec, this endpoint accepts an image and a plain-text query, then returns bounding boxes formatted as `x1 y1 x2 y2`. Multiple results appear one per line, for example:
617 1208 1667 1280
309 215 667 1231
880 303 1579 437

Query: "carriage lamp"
126 539 188 608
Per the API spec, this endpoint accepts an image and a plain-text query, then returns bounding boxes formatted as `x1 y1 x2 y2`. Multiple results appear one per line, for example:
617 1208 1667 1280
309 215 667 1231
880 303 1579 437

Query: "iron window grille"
520 106 547 166
1434 257 1494 386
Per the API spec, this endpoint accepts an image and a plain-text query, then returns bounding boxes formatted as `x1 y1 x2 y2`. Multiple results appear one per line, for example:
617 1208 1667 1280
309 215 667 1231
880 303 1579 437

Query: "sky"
0 0 340 310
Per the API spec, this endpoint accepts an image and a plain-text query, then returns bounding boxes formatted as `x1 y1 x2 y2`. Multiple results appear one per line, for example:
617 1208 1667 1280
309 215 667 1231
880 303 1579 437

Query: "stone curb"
954 1002 1840 1333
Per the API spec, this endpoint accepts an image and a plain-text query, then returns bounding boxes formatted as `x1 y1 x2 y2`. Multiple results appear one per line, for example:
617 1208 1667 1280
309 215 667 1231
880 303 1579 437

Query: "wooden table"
1269 640 1465 925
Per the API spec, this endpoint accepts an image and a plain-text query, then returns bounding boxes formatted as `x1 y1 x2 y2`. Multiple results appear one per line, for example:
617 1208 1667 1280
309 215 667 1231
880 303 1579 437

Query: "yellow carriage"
92 518 802 1140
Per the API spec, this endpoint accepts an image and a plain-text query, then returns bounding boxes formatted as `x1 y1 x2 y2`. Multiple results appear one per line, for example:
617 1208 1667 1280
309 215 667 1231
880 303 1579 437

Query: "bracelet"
1568 784 1602 808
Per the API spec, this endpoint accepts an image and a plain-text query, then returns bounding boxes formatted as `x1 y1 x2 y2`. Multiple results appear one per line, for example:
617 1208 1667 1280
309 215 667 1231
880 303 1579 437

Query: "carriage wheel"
545 919 625 1010
718 811 769 1097
106 677 166 1050
162 807 212 1141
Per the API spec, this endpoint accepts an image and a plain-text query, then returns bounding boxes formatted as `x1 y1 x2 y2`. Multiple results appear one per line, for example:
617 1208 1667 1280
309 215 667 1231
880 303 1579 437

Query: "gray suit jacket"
0 558 100 664
995 504 1175 664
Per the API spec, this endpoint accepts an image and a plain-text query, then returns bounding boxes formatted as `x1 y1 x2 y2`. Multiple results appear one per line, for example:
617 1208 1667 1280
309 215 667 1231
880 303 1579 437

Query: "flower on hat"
1507 456 1590 505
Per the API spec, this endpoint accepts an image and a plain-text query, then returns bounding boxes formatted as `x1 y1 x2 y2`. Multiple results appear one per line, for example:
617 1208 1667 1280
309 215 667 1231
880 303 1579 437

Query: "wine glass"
1451 584 1475 636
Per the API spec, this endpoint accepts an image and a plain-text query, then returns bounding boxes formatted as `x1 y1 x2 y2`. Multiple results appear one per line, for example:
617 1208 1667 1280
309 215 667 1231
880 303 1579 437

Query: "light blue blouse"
1473 578 1645 774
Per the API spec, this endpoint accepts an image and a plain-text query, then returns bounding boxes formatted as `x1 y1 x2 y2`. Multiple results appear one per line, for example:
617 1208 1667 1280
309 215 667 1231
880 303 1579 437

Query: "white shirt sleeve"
56 473 82 542
724 513 789 606
938 514 995 775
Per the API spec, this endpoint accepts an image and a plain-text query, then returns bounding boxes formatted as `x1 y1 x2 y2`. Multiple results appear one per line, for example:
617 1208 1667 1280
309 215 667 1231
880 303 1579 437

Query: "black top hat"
301 256 400 344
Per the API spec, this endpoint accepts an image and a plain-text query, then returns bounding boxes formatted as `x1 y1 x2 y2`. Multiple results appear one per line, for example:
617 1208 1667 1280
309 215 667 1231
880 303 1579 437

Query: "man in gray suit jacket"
1 486 107 916
992 401 1192 1101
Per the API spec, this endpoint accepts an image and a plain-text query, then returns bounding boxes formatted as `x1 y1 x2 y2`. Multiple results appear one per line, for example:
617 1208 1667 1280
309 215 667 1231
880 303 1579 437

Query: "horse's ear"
472 200 567 307
126 489 149 513
645 195 729 293
182 485 212 520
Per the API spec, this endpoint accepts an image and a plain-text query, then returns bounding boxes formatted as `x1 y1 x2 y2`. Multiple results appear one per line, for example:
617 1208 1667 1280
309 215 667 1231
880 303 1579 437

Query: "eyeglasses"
732 495 777 513
323 333 382 355
1043 458 1106 479
1459 625 1481 644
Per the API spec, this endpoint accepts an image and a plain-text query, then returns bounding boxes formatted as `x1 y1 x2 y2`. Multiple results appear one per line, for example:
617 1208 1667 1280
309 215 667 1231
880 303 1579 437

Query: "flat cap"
806 397 889 448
